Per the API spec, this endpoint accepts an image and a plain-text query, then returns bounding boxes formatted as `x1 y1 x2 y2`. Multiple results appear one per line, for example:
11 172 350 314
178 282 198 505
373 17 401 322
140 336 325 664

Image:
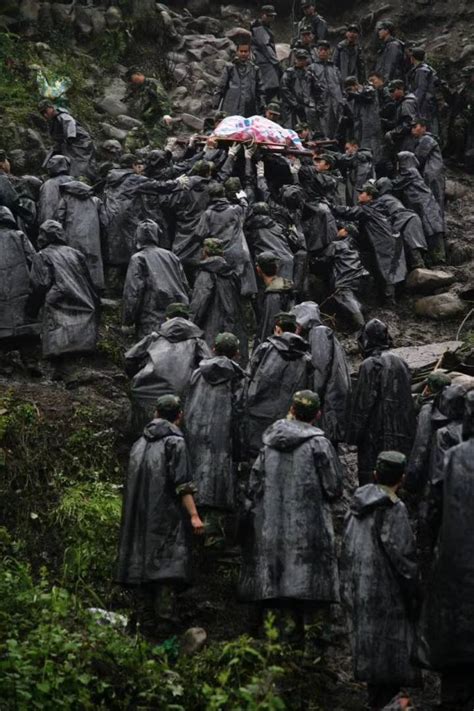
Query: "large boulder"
445 179 469 200
406 268 456 294
19 0 40 23
181 627 207 655
116 115 143 130
415 293 467 320
180 113 204 131
187 0 210 15
100 123 128 141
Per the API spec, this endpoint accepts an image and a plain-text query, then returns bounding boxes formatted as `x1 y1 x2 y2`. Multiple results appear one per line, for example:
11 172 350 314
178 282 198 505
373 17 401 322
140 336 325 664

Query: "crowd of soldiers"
1 2 474 709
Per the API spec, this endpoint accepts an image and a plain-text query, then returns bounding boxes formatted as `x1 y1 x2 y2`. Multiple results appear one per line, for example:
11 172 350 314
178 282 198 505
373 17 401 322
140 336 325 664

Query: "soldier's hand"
228 141 241 158
177 174 190 188
289 157 301 175
256 161 265 178
244 144 257 160
191 513 205 535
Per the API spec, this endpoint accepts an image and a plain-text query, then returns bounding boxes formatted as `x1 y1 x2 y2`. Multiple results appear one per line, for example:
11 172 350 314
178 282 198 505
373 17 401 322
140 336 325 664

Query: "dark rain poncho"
255 277 295 347
197 197 256 296
345 85 383 162
28 220 99 357
214 60 264 117
337 149 375 206
115 418 195 586
246 333 313 456
38 155 73 224
239 418 342 602
125 318 211 431
122 220 189 339
407 62 438 124
388 94 418 152
374 182 427 252
0 170 20 215
302 200 338 256
429 385 466 486
292 302 351 443
419 402 474 669
308 59 345 139
341 484 421 685
57 181 105 290
184 356 246 511
245 211 295 280
349 321 415 484
0 207 37 339
332 204 407 286
189 256 247 364
374 37 406 81
251 20 281 99
47 109 95 180
102 168 151 266
333 41 366 82
414 133 445 217
394 152 444 238
280 66 321 130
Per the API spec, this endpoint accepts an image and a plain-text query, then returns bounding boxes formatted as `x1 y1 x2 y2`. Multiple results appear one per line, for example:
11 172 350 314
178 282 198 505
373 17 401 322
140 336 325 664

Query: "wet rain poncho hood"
38 219 67 247
142 418 182 442
46 154 71 177
262 418 323 451
292 301 322 330
349 482 397 517
358 318 392 356
0 206 16 228
398 150 420 173
59 180 93 199
135 218 162 248
199 355 243 385
159 317 203 342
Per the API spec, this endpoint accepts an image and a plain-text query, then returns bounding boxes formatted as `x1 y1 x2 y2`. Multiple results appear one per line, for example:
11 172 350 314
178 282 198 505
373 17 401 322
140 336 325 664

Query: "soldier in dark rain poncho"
214 41 264 117
374 177 427 270
57 181 105 291
341 452 421 711
122 220 190 340
411 119 446 217
333 24 366 83
419 391 474 711
190 239 247 365
239 390 342 645
349 319 415 485
39 101 96 180
125 303 211 433
0 207 37 340
38 155 73 224
250 6 281 103
254 252 295 347
245 202 295 281
394 150 445 264
184 333 246 513
429 384 467 488
404 371 452 493
374 21 406 81
344 80 383 164
291 301 351 445
27 220 99 358
245 312 313 458
115 395 204 637
308 41 345 139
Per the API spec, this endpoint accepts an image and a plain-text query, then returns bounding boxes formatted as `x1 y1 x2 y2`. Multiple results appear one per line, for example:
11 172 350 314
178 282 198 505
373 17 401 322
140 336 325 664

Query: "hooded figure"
239 410 343 604
292 302 351 444
337 148 375 206
44 108 95 180
374 33 405 81
122 220 190 339
308 55 345 139
250 17 281 102
184 353 246 511
419 391 474 706
404 377 454 494
125 316 211 432
38 155 73 224
429 384 467 487
413 132 445 218
345 85 383 163
280 60 322 130
27 220 99 357
102 166 151 266
190 246 247 364
394 151 445 261
115 417 195 587
341 467 421 700
374 177 427 270
349 319 415 485
246 329 313 457
57 181 105 290
245 204 295 280
196 189 256 296
0 207 37 339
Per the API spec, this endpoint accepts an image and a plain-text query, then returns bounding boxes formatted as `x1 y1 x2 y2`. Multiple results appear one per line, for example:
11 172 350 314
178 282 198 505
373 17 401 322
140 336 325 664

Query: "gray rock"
415 293 467 320
90 8 106 35
276 43 292 63
448 241 474 266
19 0 40 23
226 26 251 42
461 44 474 60
445 179 469 200
9 150 27 173
173 64 188 83
406 268 456 294
187 0 210 15
192 16 223 35
75 7 94 37
172 86 188 99
105 6 122 29
95 96 129 117
22 128 45 151
181 627 207 655
168 52 188 64
100 123 128 141
51 3 75 27
180 113 204 131
220 4 243 20
116 115 143 130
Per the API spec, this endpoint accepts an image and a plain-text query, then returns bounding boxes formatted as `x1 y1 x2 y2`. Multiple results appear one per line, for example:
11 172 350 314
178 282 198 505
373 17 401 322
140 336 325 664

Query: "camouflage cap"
314 152 336 168
292 389 321 416
155 394 181 418
296 121 310 131
317 40 331 49
266 101 282 114
294 49 310 60
426 371 451 393
166 302 190 318
274 311 297 331
252 201 270 216
214 332 240 353
388 79 405 92
356 181 379 197
38 99 55 113
257 250 280 268
203 237 224 256
191 159 214 177
376 451 406 475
